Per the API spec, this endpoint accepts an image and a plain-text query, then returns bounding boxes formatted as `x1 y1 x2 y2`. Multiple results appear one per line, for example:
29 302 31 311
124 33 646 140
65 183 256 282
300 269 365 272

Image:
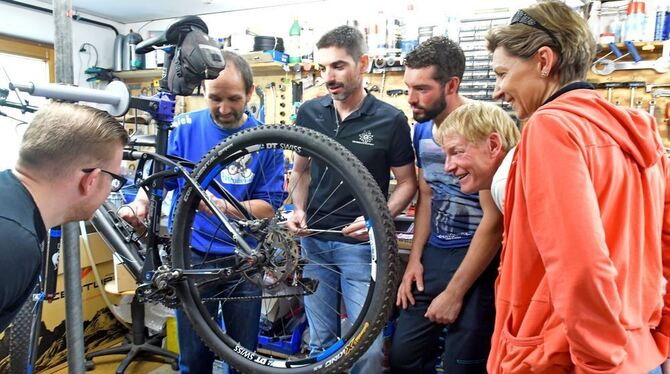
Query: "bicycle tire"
171 125 398 373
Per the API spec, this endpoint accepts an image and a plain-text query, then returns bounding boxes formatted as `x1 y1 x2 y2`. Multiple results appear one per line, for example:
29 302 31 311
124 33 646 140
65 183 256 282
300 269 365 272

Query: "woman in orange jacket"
485 1 670 373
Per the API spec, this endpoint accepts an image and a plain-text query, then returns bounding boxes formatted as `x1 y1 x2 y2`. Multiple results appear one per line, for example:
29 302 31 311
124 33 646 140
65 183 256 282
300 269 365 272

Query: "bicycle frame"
87 91 263 303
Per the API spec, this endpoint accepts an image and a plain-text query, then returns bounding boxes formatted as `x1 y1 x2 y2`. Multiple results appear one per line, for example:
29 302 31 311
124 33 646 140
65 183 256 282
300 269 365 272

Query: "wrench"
592 58 670 75
652 89 670 97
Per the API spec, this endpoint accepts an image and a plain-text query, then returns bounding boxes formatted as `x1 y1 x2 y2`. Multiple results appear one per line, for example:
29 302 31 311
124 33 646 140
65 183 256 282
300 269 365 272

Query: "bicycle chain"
202 292 309 302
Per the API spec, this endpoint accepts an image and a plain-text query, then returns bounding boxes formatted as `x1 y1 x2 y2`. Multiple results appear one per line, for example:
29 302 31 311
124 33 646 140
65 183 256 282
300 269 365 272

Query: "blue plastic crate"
257 319 307 355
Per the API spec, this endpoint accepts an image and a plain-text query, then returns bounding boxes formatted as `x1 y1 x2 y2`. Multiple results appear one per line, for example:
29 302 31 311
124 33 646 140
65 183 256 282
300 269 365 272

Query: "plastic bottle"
288 18 301 64
655 6 666 40
623 0 646 41
664 5 670 40
125 30 145 70
400 3 418 54
587 0 602 41
609 13 625 42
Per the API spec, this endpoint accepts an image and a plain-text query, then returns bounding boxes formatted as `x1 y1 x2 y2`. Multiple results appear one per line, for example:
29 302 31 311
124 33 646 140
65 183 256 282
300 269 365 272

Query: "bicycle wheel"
171 125 398 373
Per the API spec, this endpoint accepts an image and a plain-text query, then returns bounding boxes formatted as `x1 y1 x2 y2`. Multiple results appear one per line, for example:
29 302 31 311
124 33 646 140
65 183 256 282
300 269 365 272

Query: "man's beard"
212 110 244 129
413 96 447 123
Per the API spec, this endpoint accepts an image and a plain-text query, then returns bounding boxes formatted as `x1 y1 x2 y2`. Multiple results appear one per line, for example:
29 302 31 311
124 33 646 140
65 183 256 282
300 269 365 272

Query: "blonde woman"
486 1 669 372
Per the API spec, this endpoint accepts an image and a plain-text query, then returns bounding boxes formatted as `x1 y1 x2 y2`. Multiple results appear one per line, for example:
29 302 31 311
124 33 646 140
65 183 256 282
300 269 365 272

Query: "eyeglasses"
82 168 127 192
510 9 561 53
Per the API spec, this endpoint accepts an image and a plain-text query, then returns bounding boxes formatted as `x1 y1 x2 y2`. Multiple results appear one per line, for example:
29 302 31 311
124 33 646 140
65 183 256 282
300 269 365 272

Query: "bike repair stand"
84 293 179 373
84 93 178 373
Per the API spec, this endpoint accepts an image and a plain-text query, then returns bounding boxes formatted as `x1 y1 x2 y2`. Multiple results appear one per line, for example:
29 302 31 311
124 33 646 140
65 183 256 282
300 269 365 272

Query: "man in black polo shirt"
0 102 128 331
287 25 417 373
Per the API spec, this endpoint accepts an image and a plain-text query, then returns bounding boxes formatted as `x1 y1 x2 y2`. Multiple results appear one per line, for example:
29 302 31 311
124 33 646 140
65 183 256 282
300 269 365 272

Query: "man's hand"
342 216 368 241
396 258 424 309
198 191 233 216
118 201 148 233
424 287 464 324
286 209 310 236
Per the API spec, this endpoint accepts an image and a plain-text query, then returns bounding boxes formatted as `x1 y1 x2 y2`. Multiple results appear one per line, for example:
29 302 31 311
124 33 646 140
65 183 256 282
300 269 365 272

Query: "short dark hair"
19 102 128 178
222 50 254 93
405 36 465 84
316 25 367 62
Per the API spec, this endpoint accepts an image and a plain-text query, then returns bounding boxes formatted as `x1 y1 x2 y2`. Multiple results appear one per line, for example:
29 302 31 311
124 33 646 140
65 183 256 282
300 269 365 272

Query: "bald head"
204 51 255 128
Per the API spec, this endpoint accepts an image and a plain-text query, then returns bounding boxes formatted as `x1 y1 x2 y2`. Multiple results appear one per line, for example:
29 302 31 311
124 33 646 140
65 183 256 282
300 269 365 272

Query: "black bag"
161 16 225 96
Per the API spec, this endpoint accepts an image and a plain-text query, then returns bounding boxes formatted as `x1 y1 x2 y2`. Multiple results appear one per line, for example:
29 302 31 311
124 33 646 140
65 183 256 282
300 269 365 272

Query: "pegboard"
588 42 670 145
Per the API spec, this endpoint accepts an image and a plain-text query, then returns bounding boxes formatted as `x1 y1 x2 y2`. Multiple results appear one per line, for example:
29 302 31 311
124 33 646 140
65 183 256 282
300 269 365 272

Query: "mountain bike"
2 15 398 374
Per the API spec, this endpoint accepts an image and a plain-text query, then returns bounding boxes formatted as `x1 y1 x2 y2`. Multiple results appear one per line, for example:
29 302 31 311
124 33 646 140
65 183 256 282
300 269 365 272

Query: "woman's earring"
540 71 548 78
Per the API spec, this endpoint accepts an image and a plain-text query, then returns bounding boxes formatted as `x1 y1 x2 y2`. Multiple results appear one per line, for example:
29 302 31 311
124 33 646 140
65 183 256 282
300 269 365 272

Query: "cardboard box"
110 252 137 294
0 233 127 373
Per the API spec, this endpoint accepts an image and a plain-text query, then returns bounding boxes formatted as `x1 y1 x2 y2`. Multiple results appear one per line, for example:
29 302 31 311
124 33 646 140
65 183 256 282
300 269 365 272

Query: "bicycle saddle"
135 15 209 54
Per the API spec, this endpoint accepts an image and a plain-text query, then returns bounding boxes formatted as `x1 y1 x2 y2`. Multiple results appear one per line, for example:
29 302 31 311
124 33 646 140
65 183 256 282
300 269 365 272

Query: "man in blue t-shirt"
389 37 503 374
121 51 285 373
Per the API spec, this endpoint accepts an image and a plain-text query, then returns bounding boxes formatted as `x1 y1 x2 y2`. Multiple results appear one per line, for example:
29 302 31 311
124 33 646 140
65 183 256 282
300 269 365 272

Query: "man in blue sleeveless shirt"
389 37 503 374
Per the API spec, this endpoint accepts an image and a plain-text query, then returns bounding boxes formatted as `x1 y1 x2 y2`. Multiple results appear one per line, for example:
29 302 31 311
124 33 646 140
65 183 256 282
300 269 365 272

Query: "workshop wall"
0 0 123 86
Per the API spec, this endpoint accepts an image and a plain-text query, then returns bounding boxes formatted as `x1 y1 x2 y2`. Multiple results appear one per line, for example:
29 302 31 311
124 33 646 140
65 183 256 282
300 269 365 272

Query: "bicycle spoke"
295 278 341 343
305 198 357 228
305 181 345 226
304 162 326 214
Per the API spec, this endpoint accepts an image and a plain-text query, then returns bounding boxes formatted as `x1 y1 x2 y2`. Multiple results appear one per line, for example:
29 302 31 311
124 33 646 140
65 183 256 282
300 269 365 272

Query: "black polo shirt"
0 170 45 332
296 93 414 240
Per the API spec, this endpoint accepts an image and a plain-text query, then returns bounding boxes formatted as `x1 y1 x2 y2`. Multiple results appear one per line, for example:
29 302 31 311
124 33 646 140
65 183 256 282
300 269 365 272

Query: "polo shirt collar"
318 90 377 116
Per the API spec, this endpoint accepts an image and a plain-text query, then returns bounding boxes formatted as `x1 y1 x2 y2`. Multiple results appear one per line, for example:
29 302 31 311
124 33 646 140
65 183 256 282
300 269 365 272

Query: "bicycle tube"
171 125 398 373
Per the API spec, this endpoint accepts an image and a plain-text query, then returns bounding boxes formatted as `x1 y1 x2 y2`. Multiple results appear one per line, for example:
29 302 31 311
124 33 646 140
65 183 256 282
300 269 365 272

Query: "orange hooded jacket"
488 89 670 373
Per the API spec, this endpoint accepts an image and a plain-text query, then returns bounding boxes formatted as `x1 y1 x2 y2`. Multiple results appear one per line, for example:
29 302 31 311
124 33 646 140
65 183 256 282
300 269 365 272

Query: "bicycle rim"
171 125 397 373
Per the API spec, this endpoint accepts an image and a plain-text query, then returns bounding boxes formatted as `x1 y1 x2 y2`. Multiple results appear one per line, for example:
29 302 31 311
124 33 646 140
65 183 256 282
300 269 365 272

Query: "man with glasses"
0 102 128 332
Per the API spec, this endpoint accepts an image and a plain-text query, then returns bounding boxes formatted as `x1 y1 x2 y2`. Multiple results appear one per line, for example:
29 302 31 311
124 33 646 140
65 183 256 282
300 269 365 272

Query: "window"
0 35 53 170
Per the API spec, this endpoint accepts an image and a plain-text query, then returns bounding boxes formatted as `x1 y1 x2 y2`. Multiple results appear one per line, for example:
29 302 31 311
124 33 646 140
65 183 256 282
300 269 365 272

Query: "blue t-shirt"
167 109 286 255
413 121 482 249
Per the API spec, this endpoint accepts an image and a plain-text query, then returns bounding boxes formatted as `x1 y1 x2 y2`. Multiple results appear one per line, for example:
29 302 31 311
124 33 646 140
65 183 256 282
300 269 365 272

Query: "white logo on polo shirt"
352 130 374 146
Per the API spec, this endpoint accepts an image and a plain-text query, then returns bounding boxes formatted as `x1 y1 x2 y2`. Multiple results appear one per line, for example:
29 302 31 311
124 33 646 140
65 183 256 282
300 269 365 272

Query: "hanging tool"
652 89 670 98
266 82 276 124
594 58 670 75
591 42 669 76
254 86 265 123
628 81 645 108
648 99 656 116
594 81 626 102
291 80 303 123
591 42 626 75
635 99 643 110
645 83 670 93
591 42 624 73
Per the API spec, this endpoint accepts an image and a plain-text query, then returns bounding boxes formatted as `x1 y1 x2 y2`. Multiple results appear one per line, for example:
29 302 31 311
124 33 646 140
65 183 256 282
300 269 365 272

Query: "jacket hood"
540 89 664 169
